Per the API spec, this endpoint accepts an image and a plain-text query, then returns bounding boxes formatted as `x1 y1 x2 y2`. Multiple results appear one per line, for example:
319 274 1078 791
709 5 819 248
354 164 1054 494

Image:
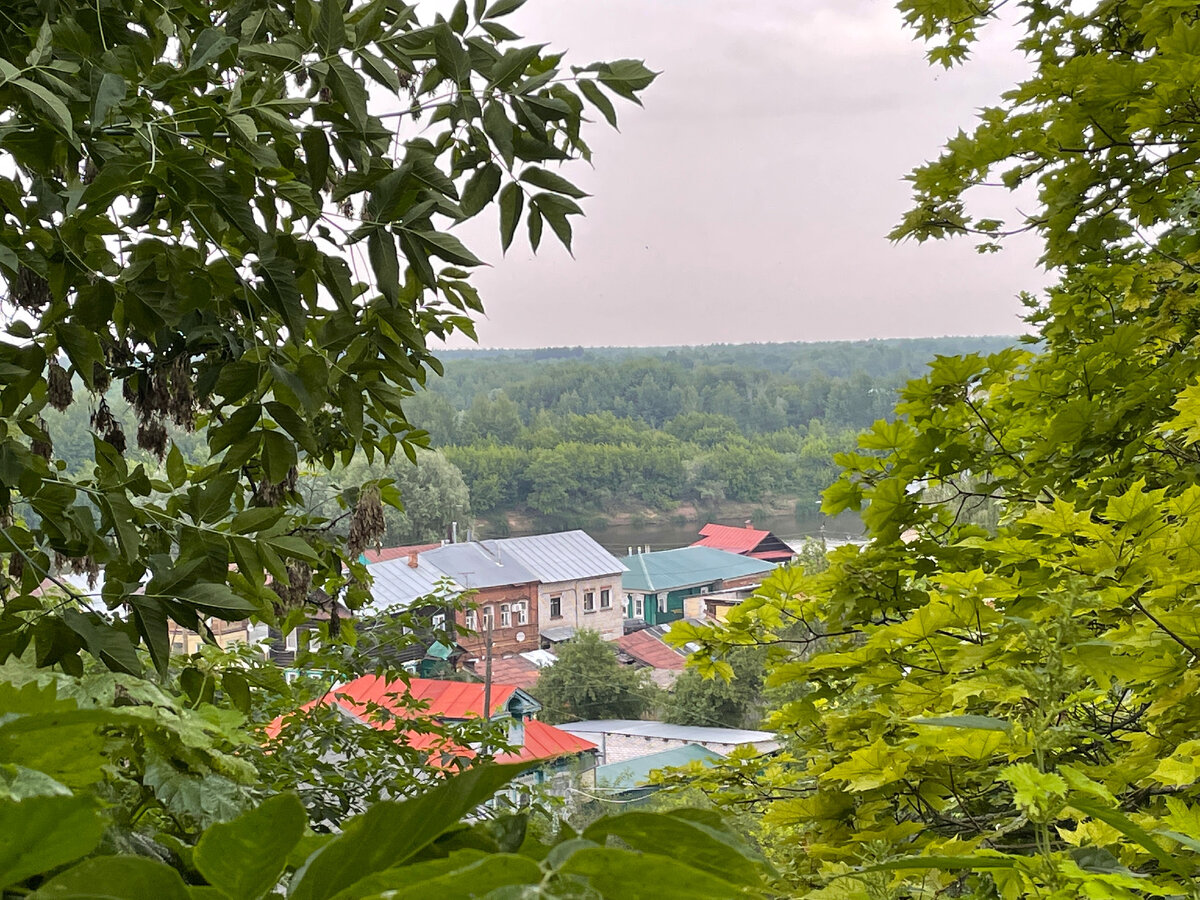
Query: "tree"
0 0 653 675
0 1 669 895
676 2 1200 896
337 448 472 545
664 646 764 730
533 630 658 725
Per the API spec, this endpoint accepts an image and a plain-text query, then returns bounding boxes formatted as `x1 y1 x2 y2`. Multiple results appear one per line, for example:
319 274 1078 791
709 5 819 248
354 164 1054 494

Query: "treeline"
397 337 1017 525
43 337 1017 537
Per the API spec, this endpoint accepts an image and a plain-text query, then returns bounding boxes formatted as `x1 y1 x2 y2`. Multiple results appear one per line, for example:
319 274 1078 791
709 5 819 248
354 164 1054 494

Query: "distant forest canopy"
43 336 1021 539
407 337 1020 529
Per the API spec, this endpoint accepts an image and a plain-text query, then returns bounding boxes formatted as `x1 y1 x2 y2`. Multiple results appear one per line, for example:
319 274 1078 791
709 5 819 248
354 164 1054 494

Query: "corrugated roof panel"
422 542 540 589
494 530 627 584
619 546 776 593
363 555 461 611
594 743 722 787
559 719 778 746
693 523 768 553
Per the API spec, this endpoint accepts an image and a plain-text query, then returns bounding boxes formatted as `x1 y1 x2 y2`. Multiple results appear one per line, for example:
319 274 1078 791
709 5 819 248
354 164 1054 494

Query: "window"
500 603 512 628
515 601 529 626
583 591 595 613
550 596 562 619
284 630 300 652
482 606 494 631
634 597 645 618
465 609 477 630
657 596 668 613
600 588 611 609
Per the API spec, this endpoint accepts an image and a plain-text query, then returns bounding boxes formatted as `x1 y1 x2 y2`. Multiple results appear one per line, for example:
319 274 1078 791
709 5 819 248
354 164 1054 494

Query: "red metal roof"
363 543 442 564
617 630 686 670
693 523 770 554
265 675 594 764
488 655 543 690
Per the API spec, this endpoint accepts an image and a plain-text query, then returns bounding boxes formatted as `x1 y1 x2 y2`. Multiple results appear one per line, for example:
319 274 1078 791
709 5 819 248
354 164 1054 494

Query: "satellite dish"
515 631 526 642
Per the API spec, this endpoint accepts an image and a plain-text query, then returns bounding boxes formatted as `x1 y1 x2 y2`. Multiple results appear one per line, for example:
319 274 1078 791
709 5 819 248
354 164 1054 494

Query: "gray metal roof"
421 541 540 590
559 719 779 747
540 625 577 643
364 556 461 612
492 530 627 584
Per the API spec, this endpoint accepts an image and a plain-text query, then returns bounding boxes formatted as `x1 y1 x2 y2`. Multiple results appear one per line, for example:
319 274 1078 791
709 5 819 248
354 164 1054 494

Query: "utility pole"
482 613 494 755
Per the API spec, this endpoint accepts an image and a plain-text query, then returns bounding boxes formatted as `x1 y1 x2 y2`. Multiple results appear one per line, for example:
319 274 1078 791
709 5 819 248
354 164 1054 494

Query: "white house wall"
538 575 623 641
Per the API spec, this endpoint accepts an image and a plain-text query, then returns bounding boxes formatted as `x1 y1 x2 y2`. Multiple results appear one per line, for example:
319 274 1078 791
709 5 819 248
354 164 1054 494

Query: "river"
503 510 864 556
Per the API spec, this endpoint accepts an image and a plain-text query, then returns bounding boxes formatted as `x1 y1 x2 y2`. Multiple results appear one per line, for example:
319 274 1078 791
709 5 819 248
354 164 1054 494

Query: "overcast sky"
439 0 1047 349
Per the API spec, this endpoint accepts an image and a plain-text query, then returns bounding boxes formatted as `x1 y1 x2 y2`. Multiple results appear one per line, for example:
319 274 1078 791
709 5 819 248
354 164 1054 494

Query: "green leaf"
358 49 400 92
578 78 617 128
326 59 370 132
31 855 191 899
315 0 347 54
483 101 514 168
262 429 299 484
583 812 764 888
484 0 527 18
15 78 75 141
92 72 126 126
910 715 1011 732
519 166 589 198
407 228 485 267
461 163 502 217
288 763 529 900
180 583 259 617
597 59 657 103
498 182 522 252
328 852 539 900
194 793 307 900
487 45 544 89
166 444 187 489
0 795 104 890
558 847 757 898
368 228 400 304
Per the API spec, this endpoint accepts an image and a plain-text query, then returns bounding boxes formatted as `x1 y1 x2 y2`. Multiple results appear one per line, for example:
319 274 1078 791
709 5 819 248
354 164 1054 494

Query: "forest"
45 336 1015 541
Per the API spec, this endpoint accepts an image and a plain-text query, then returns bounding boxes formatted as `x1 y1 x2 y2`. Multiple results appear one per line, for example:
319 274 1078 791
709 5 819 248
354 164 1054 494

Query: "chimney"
408 551 419 568
451 521 458 543
627 546 632 557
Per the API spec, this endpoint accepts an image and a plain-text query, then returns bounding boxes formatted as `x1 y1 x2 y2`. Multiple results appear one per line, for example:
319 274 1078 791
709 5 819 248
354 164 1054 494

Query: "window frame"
600 588 611 609
482 606 495 631
583 591 595 613
500 603 512 628
515 601 529 626
550 595 562 619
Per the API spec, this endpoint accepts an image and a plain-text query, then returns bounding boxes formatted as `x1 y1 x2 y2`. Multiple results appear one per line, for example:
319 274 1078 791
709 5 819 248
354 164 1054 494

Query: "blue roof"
593 743 723 788
619 547 776 593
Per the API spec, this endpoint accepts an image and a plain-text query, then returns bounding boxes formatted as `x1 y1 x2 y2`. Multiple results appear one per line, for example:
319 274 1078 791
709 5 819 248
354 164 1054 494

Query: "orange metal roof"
693 523 771 554
265 676 595 764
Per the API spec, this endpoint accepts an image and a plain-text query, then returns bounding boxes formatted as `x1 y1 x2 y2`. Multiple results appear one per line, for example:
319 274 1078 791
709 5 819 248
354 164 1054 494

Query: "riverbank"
470 497 863 555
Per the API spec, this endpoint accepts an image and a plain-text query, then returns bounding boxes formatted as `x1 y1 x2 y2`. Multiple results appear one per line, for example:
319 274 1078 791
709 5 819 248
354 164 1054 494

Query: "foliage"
533 630 659 725
663 646 765 730
3 699 773 898
680 1 1200 896
0 0 653 678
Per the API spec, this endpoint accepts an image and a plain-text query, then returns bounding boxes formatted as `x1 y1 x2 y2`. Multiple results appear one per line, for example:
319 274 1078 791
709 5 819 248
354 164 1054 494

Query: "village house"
269 675 599 787
691 522 795 564
365 532 626 662
487 531 627 645
620 546 776 626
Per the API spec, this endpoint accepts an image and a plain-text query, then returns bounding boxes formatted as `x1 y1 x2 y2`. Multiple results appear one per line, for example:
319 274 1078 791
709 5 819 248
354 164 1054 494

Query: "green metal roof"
619 546 776 593
594 743 723 788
